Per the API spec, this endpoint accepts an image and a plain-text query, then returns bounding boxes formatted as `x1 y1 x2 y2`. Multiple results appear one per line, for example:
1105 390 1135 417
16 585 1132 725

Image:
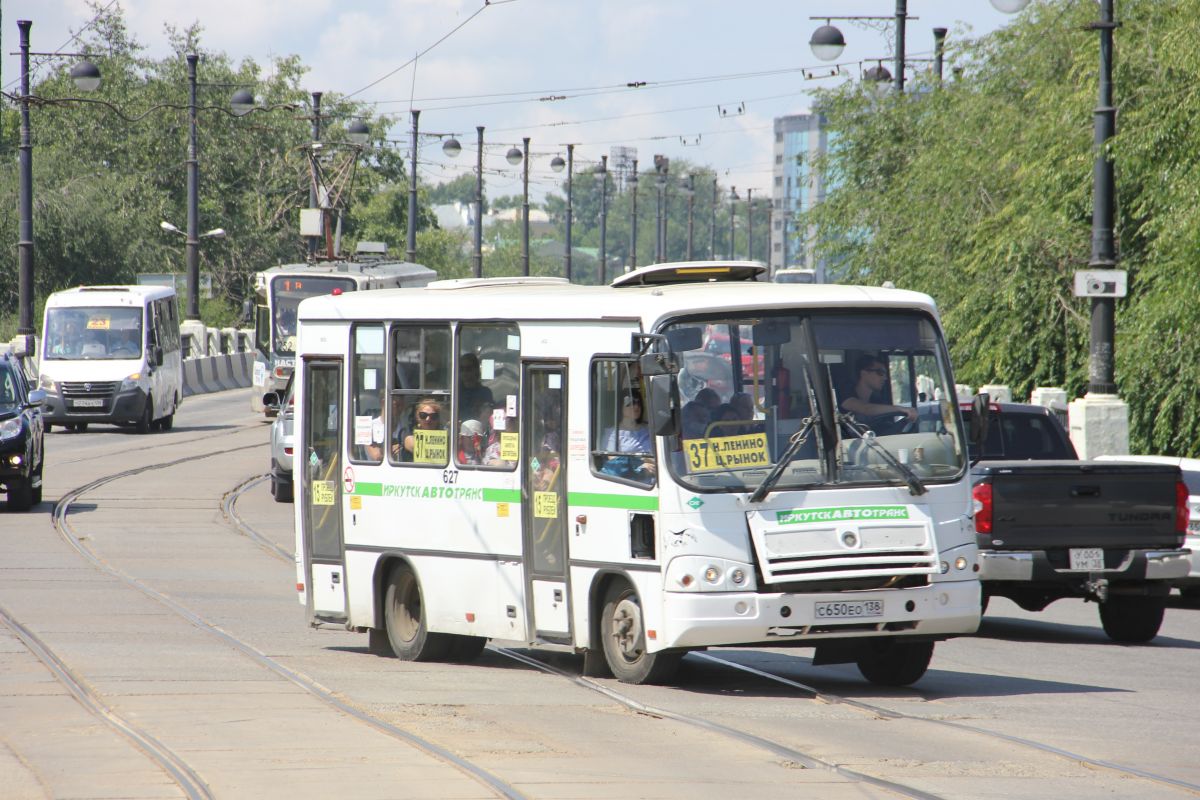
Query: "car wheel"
31 464 42 506
1099 595 1165 643
135 396 153 434
856 640 935 687
7 478 33 512
600 582 682 685
383 563 452 661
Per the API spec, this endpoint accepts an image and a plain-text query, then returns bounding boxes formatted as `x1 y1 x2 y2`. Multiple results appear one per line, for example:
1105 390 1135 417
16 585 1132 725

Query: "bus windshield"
271 276 355 356
44 306 143 361
666 310 965 493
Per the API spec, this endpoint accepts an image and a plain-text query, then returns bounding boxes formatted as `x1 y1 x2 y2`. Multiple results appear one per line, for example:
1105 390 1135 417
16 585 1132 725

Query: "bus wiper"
838 414 927 496
749 415 819 504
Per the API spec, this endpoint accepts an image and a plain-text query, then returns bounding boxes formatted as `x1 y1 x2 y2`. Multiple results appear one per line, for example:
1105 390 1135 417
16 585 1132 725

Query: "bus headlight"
38 374 56 393
120 372 143 392
0 418 23 441
666 556 756 593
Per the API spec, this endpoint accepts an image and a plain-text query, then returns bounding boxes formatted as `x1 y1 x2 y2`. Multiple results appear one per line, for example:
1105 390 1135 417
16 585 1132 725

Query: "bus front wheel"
855 639 934 686
384 564 451 661
600 583 682 685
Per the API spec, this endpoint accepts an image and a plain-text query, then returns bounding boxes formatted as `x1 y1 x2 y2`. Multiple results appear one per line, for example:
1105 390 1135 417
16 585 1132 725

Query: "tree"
798 0 1200 455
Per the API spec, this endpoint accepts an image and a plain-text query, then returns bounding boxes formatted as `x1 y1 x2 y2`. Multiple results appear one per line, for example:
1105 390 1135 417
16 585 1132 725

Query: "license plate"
814 600 883 620
1069 547 1104 571
72 398 103 408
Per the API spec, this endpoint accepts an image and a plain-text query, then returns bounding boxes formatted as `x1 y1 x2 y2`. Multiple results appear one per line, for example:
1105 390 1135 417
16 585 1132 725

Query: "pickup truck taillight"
1176 480 1190 534
972 481 993 534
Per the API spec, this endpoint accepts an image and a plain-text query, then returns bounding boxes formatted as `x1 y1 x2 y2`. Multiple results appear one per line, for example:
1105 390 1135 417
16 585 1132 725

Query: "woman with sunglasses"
841 354 918 425
398 398 445 461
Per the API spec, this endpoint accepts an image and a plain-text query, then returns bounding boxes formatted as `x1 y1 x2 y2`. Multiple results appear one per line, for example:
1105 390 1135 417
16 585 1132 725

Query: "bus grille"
61 381 118 414
62 381 118 397
756 524 938 584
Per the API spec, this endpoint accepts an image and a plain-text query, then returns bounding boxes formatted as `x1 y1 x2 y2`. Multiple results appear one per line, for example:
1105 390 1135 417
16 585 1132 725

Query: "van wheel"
384 564 452 661
856 640 934 686
135 396 153 434
6 478 33 512
600 583 682 684
159 413 174 431
1099 596 1165 643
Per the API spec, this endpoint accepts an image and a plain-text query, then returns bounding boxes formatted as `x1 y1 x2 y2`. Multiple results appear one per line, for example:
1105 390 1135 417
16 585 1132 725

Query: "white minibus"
39 285 183 433
292 261 982 686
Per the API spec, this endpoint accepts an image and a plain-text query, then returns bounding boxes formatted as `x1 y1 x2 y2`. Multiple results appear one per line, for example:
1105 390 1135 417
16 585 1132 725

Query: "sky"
3 1 1027 203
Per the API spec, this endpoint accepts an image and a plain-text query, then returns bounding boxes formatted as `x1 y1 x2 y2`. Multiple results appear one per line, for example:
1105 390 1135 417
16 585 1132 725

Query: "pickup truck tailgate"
976 460 1182 550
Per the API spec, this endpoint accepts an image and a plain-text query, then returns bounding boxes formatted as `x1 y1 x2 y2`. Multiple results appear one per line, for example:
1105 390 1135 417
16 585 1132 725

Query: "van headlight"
38 374 56 393
120 372 143 392
0 418 23 441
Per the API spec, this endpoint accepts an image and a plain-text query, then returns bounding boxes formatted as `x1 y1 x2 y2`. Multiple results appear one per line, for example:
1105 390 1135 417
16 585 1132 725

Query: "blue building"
771 112 829 280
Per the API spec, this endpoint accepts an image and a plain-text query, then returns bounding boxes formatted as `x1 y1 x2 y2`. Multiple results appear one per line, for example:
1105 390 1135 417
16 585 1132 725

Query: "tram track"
218 456 1200 798
37 442 527 800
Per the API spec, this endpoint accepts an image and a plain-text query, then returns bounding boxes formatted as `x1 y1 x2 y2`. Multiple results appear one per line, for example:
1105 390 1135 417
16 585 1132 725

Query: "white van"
38 285 183 433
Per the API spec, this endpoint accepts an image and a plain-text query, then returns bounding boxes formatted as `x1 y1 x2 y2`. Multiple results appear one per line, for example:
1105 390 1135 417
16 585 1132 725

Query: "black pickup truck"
965 402 1190 642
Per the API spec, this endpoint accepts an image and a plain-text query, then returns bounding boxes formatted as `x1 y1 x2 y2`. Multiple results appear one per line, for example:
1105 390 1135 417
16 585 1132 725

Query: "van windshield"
43 307 143 361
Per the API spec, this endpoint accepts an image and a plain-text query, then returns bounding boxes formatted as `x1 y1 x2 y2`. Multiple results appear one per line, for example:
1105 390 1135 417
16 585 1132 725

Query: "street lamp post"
551 146 574 281
597 156 608 283
933 27 948 82
307 91 322 259
474 126 484 278
655 173 666 263
407 110 420 263
184 54 202 320
16 20 100 341
747 188 754 262
522 137 531 276
685 175 696 261
629 159 639 269
710 178 718 259
809 2 910 94
728 187 738 260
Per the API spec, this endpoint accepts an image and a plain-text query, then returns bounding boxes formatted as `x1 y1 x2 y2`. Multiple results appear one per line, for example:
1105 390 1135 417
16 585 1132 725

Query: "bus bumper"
42 387 150 426
659 580 980 649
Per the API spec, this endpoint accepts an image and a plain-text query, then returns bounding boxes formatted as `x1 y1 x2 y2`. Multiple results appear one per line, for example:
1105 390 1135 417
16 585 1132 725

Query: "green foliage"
799 0 1200 456
427 173 485 212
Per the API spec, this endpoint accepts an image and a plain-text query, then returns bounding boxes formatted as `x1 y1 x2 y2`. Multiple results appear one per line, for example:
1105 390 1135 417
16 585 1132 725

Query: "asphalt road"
0 388 1196 799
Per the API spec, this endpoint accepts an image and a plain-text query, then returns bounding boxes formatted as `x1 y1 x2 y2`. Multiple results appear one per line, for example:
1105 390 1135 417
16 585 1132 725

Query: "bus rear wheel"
384 564 451 661
600 583 681 685
855 639 934 687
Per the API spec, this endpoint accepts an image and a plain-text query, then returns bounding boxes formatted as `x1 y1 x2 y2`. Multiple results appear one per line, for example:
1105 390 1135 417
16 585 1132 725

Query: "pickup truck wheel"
1098 596 1165 643
856 640 934 686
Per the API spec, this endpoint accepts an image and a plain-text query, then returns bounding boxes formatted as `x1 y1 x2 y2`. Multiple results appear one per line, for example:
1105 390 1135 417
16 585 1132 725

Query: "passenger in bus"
458 353 494 414
80 330 107 358
483 405 518 467
600 393 656 482
730 391 764 435
458 419 487 465
398 397 445 462
695 387 721 414
681 400 711 440
840 354 917 426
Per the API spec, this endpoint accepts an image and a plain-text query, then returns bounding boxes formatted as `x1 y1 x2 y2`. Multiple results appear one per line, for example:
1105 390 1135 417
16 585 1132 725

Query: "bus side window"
590 359 655 487
350 324 386 463
456 323 520 470
389 325 450 467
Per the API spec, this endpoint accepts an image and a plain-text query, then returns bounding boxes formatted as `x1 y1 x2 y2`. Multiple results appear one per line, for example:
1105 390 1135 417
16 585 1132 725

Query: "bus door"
522 363 571 642
301 359 347 623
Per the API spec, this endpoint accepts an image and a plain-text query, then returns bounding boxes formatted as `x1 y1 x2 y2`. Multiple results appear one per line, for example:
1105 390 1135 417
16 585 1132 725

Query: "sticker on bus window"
500 432 519 461
548 374 561 389
534 491 558 518
312 480 336 505
87 317 111 330
492 408 506 431
507 335 520 350
353 416 374 446
363 368 378 391
413 429 449 463
506 395 517 417
480 359 495 380
684 432 770 473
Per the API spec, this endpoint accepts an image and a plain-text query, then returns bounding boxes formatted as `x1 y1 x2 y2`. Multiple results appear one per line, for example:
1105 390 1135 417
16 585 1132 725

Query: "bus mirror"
639 350 679 377
665 326 703 353
647 374 680 437
969 392 991 454
752 319 791 346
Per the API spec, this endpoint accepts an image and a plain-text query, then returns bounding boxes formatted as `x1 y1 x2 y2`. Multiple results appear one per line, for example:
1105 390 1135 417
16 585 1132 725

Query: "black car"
0 354 46 511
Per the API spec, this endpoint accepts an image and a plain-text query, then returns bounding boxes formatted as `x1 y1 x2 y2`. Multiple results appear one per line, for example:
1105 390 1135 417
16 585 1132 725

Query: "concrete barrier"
183 351 253 397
